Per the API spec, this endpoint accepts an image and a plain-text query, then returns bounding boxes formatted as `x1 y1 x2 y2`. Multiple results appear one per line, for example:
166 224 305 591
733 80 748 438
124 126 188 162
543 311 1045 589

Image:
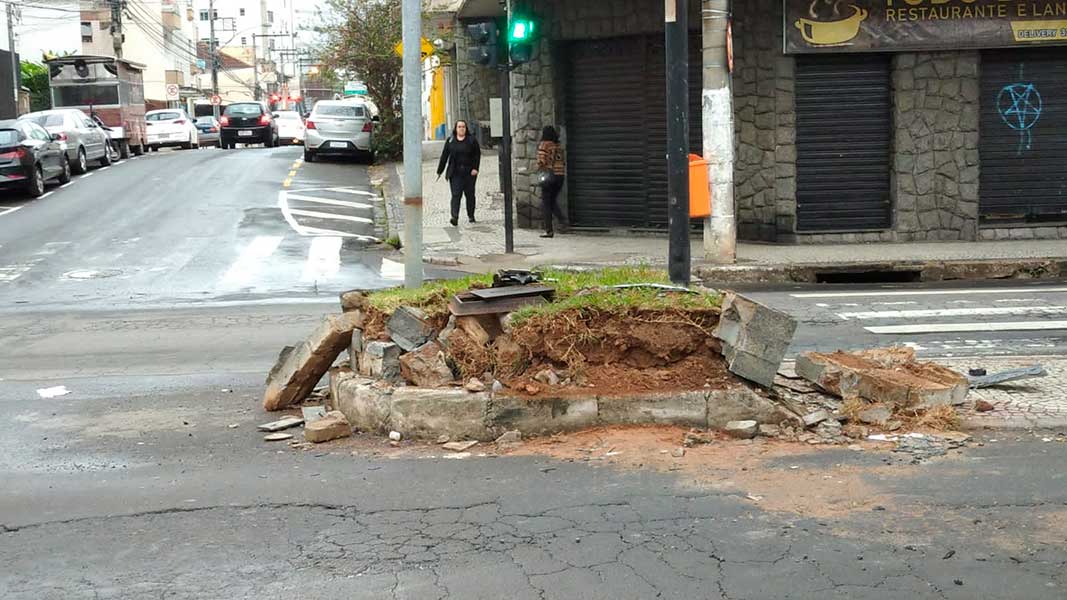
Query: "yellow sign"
1011 19 1067 41
795 4 868 46
394 38 436 59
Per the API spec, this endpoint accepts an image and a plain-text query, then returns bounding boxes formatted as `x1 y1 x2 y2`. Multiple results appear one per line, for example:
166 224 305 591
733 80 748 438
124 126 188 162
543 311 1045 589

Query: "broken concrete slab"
390 388 490 441
437 316 458 349
455 314 503 347
442 440 479 452
465 377 487 393
495 430 522 445
488 395 599 436
263 313 362 412
399 341 456 388
340 290 370 313
967 365 1047 389
387 306 435 351
598 391 707 428
302 406 327 424
706 388 789 428
333 377 393 434
360 341 401 382
349 329 364 372
724 420 758 439
258 416 304 432
713 292 798 388
796 348 969 409
802 410 830 428
857 405 892 426
304 411 352 443
264 433 294 442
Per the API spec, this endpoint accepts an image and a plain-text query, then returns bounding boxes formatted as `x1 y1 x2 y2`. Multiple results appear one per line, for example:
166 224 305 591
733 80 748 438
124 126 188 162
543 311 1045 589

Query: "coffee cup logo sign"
784 0 1067 53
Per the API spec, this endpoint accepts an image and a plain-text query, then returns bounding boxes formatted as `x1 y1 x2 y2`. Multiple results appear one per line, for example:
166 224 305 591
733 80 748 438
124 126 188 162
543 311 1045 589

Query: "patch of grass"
367 273 494 317
384 234 403 250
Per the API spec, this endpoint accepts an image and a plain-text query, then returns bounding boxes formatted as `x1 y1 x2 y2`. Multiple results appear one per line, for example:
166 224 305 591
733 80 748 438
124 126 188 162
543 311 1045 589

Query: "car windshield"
225 104 263 117
0 129 20 145
147 112 182 122
315 105 365 118
275 112 301 120
22 114 66 127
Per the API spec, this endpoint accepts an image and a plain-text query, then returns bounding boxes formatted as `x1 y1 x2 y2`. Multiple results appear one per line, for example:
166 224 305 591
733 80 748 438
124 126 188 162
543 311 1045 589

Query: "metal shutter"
795 54 892 232
565 34 704 228
980 49 1067 222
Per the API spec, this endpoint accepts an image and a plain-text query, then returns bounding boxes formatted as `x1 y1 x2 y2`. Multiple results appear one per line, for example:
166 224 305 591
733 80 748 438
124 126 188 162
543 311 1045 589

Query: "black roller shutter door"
795 55 892 232
980 49 1067 222
565 34 704 228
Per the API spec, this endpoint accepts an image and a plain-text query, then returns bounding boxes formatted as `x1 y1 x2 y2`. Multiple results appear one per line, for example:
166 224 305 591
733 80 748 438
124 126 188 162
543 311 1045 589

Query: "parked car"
274 111 305 145
194 116 221 147
219 102 279 149
304 100 379 163
0 120 71 197
145 109 199 151
18 108 111 173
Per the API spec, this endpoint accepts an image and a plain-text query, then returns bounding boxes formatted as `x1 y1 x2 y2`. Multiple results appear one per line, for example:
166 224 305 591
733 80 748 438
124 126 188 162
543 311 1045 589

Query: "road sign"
393 38 436 59
165 84 180 101
210 94 222 106
343 81 368 95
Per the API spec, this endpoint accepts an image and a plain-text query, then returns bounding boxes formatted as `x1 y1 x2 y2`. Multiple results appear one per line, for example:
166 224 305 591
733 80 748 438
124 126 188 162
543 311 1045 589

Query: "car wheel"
132 144 145 156
99 145 113 167
304 149 315 163
192 132 200 149
57 157 72 184
72 147 88 174
26 165 46 197
119 141 131 159
180 142 192 150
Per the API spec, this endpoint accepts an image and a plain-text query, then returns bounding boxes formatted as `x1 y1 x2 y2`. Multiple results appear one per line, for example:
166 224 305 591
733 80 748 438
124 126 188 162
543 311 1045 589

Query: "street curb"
329 372 789 441
695 258 1067 285
369 162 405 243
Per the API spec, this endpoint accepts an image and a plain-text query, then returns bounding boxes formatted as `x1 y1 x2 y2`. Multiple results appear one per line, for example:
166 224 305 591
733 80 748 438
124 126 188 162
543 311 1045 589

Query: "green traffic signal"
508 18 534 42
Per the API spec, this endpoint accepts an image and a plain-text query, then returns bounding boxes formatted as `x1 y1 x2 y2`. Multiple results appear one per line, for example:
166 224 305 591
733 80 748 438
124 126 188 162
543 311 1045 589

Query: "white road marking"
220 235 283 287
870 301 918 306
866 321 1067 334
60 182 73 188
326 187 377 197
839 305 1067 320
792 286 1067 298
0 264 34 282
80 173 94 179
284 193 373 210
297 225 379 241
287 208 373 224
98 166 110 172
381 258 405 281
301 236 343 282
0 206 23 217
39 191 54 199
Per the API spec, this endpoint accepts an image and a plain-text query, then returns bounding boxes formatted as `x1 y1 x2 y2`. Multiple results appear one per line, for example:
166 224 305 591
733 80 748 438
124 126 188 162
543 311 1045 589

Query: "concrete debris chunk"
684 429 715 447
399 341 456 388
389 431 402 442
724 420 759 439
304 411 352 443
534 368 561 386
967 365 1047 389
302 406 327 424
796 347 969 409
465 377 487 393
436 434 451 444
712 292 798 388
442 440 479 452
495 430 522 445
802 410 829 428
437 316 458 349
339 290 370 313
671 447 686 458
360 341 402 382
264 433 294 442
263 313 362 411
974 399 995 412
258 416 304 432
387 306 435 351
349 329 364 371
455 315 503 346
758 424 781 438
857 405 893 426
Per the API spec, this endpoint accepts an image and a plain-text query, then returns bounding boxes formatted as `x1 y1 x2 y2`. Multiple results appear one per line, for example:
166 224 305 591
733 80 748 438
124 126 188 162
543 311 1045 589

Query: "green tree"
20 61 50 112
318 0 403 159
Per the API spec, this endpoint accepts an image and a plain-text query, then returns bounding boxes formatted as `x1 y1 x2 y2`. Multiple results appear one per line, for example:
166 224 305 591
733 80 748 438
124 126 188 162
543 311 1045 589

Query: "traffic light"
466 21 499 68
507 16 538 65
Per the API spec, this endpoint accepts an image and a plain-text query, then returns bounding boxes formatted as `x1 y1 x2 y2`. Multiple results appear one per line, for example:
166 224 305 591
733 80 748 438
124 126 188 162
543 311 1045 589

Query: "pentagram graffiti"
997 80 1042 156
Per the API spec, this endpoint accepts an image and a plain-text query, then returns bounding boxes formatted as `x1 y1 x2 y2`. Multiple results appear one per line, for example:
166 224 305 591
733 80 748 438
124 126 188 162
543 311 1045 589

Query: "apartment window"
241 37 247 46
199 9 208 20
267 10 274 23
239 8 246 16
268 38 275 50
81 22 92 43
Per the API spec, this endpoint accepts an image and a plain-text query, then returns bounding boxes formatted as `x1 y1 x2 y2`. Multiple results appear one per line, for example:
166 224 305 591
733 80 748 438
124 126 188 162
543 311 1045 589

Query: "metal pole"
401 0 423 287
209 0 219 119
252 34 260 100
110 0 123 58
500 68 514 254
665 0 690 285
701 0 736 263
7 2 17 117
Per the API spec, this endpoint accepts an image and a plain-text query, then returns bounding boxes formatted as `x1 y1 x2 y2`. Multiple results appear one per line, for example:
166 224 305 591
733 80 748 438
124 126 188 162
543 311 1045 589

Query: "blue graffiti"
997 81 1042 156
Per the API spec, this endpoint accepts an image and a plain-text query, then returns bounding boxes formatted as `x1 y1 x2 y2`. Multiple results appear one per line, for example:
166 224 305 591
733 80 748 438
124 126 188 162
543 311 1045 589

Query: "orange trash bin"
688 153 711 218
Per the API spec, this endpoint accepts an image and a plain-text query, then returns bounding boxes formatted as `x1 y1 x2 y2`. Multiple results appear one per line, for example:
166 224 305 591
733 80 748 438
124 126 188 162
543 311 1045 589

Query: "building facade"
455 0 1067 243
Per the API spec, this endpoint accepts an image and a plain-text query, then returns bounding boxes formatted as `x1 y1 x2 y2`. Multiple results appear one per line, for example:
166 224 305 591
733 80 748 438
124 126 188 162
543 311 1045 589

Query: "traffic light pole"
500 66 514 254
665 0 690 285
401 0 424 287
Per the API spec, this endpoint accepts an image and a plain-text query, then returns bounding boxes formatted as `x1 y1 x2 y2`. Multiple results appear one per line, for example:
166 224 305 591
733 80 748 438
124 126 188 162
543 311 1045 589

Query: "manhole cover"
63 269 121 280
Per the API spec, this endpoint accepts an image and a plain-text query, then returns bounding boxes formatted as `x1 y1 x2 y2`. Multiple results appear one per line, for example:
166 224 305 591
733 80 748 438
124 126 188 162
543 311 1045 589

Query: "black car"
219 102 279 149
0 119 71 197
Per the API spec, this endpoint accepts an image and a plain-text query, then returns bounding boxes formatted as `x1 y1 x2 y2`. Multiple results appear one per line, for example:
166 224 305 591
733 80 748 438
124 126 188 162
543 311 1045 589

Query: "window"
241 37 247 45
81 22 92 43
267 10 274 23
53 85 120 107
0 129 21 145
146 112 182 121
22 113 66 128
239 8 245 16
199 9 208 21
268 38 275 50
314 104 365 118
223 103 264 117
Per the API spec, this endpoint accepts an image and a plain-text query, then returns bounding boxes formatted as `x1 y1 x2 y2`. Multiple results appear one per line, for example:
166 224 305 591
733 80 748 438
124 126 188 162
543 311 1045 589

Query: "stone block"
387 306 435 351
707 388 786 428
361 341 401 382
713 292 798 388
349 329 364 371
399 341 456 388
328 366 356 412
488 395 598 435
455 314 503 347
796 348 968 409
333 377 392 433
724 420 758 439
390 388 490 441
304 411 352 443
598 391 707 427
263 313 362 411
340 290 370 313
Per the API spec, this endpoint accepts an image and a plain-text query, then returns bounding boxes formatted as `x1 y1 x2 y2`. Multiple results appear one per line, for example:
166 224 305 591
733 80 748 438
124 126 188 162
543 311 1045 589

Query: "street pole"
500 0 514 253
7 2 17 117
701 0 736 263
401 0 423 287
665 0 690 285
209 0 220 119
252 34 259 100
109 0 124 58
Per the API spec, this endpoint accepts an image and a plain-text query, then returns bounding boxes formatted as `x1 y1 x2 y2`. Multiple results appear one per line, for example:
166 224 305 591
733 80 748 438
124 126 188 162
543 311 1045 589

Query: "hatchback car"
194 116 221 147
146 110 199 151
0 120 71 197
219 102 279 149
274 111 305 145
18 109 111 173
304 100 379 163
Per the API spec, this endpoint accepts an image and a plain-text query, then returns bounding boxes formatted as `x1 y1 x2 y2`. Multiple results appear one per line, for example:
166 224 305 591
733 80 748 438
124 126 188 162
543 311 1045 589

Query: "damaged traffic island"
265 268 795 442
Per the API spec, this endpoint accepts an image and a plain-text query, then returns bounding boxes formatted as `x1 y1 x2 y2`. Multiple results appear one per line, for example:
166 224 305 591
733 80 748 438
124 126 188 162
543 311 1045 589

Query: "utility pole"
7 1 17 117
401 0 423 287
252 34 259 100
701 0 736 263
500 1 514 254
665 0 690 285
109 0 124 58
209 0 220 119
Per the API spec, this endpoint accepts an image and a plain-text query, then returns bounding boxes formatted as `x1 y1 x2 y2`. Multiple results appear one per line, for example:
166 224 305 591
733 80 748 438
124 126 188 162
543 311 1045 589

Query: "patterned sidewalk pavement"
939 356 1067 429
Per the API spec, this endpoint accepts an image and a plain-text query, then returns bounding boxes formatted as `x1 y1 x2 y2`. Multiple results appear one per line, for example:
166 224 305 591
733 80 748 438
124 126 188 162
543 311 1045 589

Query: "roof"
456 0 503 18
196 43 254 70
44 54 148 70
424 0 463 12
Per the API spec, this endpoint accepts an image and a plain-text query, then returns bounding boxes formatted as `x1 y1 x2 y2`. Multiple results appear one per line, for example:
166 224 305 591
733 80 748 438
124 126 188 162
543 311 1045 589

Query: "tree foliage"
20 62 50 112
319 0 403 159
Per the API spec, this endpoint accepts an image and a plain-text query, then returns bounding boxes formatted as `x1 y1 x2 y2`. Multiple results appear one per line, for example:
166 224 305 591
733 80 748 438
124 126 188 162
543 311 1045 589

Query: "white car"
145 109 199 151
304 100 378 163
274 111 305 145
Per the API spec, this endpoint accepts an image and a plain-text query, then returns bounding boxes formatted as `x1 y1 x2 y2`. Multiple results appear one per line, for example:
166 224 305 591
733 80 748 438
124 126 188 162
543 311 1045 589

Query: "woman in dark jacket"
536 126 566 238
437 120 481 227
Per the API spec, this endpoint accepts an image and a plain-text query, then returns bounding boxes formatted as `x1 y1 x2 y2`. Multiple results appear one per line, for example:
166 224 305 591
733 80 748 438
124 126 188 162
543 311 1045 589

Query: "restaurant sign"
785 0 1067 53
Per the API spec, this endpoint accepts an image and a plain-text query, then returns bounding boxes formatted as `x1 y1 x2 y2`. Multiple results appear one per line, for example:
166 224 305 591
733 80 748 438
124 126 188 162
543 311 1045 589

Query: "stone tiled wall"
454 31 497 131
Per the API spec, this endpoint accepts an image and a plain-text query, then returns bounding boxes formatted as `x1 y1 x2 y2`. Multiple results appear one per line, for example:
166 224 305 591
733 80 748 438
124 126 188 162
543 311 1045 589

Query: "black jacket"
437 135 481 180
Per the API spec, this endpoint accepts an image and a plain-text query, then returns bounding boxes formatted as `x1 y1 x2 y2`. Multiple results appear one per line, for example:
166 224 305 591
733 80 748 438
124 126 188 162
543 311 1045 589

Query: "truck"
44 55 148 158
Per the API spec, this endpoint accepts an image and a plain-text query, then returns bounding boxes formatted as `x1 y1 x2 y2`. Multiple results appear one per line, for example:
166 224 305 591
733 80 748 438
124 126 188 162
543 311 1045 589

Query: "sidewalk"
378 151 1067 279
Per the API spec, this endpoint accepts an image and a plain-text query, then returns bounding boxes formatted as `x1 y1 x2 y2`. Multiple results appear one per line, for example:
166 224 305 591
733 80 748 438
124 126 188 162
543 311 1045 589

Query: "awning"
456 0 504 18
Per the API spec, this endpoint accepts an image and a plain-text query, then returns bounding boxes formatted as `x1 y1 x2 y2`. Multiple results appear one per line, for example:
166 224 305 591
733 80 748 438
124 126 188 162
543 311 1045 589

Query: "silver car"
18 109 112 173
304 100 379 163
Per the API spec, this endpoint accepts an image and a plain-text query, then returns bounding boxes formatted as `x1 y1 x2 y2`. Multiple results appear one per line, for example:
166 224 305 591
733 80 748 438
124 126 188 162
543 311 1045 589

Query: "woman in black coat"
436 120 482 227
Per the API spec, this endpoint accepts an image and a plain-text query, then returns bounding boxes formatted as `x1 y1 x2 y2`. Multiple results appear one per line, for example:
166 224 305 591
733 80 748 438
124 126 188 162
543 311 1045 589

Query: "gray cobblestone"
938 357 1067 428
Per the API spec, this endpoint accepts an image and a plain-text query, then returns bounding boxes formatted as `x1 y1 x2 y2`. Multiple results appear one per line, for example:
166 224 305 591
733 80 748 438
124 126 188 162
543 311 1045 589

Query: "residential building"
79 0 198 109
452 0 1067 247
194 41 255 102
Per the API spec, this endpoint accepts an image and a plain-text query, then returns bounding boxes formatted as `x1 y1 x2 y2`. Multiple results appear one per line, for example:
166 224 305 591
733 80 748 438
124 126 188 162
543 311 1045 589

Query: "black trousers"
541 175 566 233
449 172 477 221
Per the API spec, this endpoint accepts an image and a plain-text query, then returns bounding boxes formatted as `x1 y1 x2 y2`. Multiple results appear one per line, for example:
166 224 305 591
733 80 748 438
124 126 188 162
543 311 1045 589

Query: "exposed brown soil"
505 353 738 398
816 348 968 395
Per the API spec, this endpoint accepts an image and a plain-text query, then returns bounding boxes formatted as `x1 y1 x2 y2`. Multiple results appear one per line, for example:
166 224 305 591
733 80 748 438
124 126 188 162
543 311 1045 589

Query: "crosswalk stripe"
287 208 373 224
866 321 1067 334
840 305 1067 320
301 236 343 282
298 225 379 241
0 206 23 217
220 235 283 287
792 286 1067 298
284 193 373 210
325 187 377 197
